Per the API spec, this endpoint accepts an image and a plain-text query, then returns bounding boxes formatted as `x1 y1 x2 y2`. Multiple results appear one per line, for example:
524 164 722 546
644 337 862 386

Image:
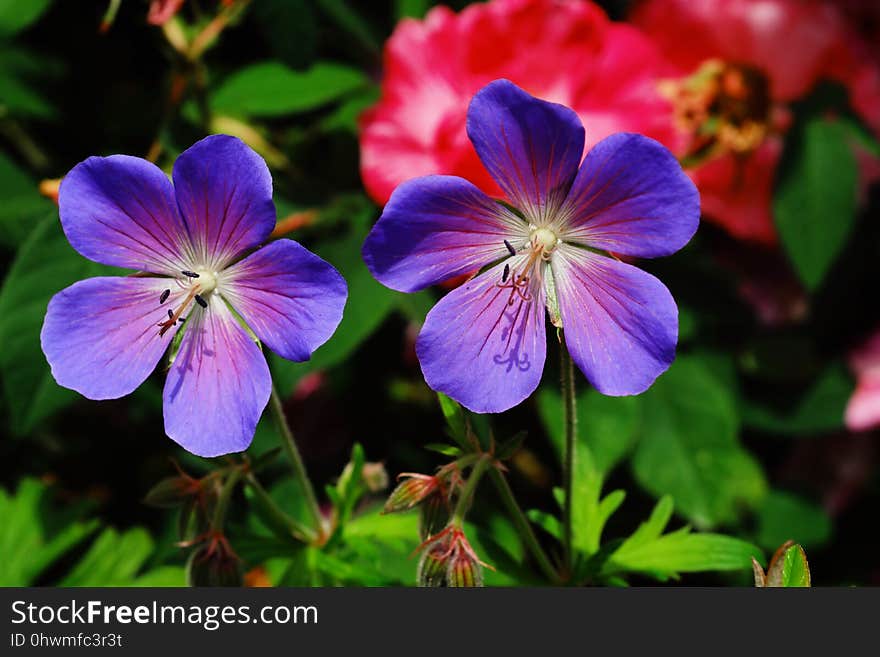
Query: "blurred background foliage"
0 0 877 586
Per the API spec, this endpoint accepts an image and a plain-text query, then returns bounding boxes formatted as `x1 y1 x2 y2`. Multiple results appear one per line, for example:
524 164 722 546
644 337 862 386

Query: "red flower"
360 0 679 205
631 0 878 245
846 329 880 432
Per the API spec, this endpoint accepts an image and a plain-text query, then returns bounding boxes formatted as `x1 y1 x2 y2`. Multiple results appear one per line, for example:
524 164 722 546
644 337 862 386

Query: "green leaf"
0 0 52 38
537 386 641 475
772 544 811 587
774 118 858 290
743 364 852 436
632 356 767 528
395 0 430 19
606 530 762 580
756 490 832 551
437 392 468 447
0 478 99 586
0 216 115 434
211 61 371 117
60 527 163 586
0 153 54 247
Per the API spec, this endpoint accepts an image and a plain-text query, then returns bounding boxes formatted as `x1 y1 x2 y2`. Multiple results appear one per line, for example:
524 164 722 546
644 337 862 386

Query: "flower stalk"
560 338 578 574
269 385 325 541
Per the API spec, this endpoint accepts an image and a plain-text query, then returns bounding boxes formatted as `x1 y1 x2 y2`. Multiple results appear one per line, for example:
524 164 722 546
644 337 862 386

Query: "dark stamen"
194 294 207 308
504 240 517 256
159 289 170 304
502 264 510 283
167 309 174 320
178 316 186 325
181 270 199 278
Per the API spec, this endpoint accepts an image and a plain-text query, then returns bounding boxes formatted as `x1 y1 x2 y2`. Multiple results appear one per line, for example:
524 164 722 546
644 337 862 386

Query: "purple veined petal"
222 239 348 362
551 243 678 396
172 135 276 270
41 277 185 399
362 175 527 293
163 293 271 457
466 79 584 222
416 255 547 413
59 155 194 274
558 133 700 258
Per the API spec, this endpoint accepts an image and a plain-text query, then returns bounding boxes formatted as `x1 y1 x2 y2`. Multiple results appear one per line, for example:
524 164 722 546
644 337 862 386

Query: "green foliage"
0 478 183 586
0 216 115 434
774 118 858 290
779 544 811 587
0 152 54 246
0 0 52 38
538 386 641 475
210 61 372 118
632 356 767 528
756 490 831 551
743 365 852 436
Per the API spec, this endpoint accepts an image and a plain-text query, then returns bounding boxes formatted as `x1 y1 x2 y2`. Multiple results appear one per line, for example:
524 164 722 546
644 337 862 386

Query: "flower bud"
418 492 448 541
446 531 484 587
187 534 243 587
417 541 449 587
383 473 440 514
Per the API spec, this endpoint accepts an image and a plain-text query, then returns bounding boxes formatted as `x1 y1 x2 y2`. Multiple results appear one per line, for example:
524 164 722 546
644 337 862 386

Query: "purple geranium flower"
362 80 699 413
41 135 347 456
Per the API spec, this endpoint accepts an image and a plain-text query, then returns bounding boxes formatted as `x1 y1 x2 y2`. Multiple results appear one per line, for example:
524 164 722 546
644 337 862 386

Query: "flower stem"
488 467 560 583
451 455 491 527
560 338 578 574
211 468 242 533
269 385 324 539
244 473 317 544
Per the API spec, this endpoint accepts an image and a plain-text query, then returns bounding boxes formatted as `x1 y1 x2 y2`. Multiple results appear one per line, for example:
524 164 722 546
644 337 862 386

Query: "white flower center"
530 227 559 254
195 269 219 295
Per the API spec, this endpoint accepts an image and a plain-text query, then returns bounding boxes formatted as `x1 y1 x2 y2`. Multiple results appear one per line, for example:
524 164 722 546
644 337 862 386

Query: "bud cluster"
416 526 486 588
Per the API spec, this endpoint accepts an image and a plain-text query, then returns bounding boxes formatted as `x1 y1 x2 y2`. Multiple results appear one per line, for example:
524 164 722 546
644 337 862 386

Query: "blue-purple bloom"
362 80 700 413
41 135 347 456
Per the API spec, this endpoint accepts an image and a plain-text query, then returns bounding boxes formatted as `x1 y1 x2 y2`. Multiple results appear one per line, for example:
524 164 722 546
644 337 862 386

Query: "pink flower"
846 329 880 432
360 0 679 205
148 0 185 25
631 0 877 245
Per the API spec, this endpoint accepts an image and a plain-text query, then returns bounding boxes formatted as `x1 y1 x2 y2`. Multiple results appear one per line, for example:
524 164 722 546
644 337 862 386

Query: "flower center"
530 227 559 255
662 59 772 163
156 268 220 337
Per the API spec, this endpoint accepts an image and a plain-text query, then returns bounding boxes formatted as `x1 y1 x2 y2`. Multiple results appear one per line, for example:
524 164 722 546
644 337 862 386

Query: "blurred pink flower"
360 0 679 205
846 329 880 431
148 0 185 25
631 0 878 245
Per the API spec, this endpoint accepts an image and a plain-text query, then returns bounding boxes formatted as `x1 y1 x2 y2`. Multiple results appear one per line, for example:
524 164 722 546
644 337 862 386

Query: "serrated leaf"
775 119 858 290
606 531 762 580
211 61 371 117
632 356 767 528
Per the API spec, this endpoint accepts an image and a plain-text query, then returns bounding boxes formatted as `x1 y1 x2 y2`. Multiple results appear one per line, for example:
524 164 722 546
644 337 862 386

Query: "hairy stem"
211 468 242 532
451 455 491 527
488 467 560 583
244 473 317 544
560 338 578 574
269 385 324 539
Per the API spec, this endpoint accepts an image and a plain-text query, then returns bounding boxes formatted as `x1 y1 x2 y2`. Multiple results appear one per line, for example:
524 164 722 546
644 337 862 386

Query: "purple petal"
559 133 700 258
466 79 584 220
222 239 347 362
172 135 276 269
163 295 271 457
552 244 677 396
59 155 193 274
416 256 547 413
363 175 526 292
41 277 183 399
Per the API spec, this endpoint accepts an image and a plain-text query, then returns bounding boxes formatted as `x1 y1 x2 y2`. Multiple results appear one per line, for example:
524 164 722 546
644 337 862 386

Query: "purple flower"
362 80 699 413
41 135 347 456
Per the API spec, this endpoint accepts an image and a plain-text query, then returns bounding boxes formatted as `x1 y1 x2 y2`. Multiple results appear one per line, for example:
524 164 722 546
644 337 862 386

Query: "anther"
167 309 174 320
181 270 200 278
194 295 207 309
502 264 510 283
504 240 517 256
159 289 170 304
